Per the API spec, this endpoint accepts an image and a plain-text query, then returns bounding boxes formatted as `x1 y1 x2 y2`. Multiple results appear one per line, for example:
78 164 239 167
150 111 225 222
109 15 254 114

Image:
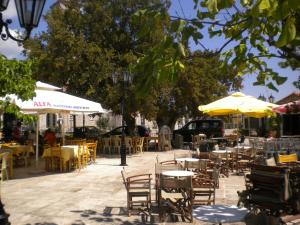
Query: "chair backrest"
265 156 276 166
278 153 298 163
124 137 132 147
135 137 144 147
121 168 151 191
50 146 62 157
111 136 121 147
174 151 192 160
121 168 128 190
184 160 207 171
155 163 181 175
0 152 9 170
66 139 86 146
102 137 110 147
160 174 192 190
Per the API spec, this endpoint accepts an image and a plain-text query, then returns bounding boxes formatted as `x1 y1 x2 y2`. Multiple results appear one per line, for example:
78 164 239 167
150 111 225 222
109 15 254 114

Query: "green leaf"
288 0 300 9
206 0 218 13
178 43 186 57
241 0 249 6
266 82 278 91
274 75 288 85
276 17 296 47
258 0 271 11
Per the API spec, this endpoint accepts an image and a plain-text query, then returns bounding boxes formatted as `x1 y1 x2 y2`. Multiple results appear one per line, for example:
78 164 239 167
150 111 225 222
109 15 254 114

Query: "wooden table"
144 136 159 151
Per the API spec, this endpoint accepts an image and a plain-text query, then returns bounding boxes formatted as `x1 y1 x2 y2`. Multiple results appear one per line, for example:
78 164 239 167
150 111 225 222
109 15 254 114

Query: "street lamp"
258 94 266 101
0 0 46 42
112 71 132 166
268 94 275 103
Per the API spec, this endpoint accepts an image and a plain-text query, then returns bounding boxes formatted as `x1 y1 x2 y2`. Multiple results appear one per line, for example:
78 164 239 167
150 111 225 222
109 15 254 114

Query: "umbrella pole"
35 115 39 167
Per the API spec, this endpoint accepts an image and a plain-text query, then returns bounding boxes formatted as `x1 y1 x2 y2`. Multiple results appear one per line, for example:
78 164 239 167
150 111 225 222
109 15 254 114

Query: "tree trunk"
124 114 135 136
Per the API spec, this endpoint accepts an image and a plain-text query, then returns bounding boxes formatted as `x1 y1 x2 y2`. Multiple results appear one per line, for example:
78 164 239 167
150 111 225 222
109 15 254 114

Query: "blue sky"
0 0 298 102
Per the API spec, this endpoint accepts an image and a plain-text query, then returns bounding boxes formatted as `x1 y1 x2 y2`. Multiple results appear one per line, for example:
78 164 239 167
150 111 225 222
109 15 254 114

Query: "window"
46 113 57 128
200 122 210 129
186 122 196 130
211 122 220 128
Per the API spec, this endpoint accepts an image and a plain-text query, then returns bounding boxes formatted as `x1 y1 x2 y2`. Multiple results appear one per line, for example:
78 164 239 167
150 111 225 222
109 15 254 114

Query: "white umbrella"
5 81 106 163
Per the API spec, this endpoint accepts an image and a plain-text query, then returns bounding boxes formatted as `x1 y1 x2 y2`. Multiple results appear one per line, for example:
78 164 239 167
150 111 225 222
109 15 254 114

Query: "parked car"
172 119 224 143
102 125 149 137
73 126 102 139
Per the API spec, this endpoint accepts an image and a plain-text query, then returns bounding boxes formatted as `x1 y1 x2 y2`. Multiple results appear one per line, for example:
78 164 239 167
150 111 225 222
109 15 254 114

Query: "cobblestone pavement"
1 149 247 225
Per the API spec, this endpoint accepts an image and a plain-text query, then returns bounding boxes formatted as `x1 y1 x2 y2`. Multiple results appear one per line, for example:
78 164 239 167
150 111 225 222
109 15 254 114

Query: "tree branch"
217 27 248 53
169 15 249 27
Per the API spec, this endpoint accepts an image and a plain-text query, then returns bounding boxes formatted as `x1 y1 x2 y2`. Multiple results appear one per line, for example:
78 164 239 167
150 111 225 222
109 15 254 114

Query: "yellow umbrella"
198 92 277 118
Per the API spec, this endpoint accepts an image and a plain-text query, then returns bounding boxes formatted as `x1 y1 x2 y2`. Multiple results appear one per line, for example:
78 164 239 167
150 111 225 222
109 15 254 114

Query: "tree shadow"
70 207 160 224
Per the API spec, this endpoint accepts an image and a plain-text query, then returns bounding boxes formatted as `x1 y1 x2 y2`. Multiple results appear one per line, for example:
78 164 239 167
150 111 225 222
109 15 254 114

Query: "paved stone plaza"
1 150 247 225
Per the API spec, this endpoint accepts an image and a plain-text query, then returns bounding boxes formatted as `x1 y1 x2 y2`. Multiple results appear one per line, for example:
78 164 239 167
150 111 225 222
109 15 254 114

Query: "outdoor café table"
1 144 34 156
212 150 232 157
234 145 252 151
162 170 194 177
176 157 199 163
210 137 229 146
144 136 159 151
42 145 81 172
1 144 34 177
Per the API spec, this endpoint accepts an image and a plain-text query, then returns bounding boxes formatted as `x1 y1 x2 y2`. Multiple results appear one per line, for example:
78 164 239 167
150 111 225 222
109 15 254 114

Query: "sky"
0 0 299 103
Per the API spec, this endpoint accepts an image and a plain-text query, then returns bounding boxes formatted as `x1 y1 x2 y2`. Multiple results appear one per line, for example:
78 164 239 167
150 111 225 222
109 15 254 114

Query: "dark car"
172 119 224 143
102 125 149 137
73 126 102 139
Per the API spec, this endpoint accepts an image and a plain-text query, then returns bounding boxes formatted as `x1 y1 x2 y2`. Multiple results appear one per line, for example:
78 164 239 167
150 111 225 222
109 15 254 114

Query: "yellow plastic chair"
0 152 10 181
124 137 133 155
278 153 298 164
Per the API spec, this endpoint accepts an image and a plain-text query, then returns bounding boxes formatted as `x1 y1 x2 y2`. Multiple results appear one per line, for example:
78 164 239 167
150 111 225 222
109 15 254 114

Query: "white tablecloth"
162 170 194 177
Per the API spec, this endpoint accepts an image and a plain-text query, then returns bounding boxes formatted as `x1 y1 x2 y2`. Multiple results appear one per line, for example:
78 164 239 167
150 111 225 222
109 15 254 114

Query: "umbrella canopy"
273 100 300 114
9 81 105 114
198 92 277 118
4 81 106 163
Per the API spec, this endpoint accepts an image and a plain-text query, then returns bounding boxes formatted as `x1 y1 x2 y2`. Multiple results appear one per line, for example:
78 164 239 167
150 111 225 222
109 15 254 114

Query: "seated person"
44 128 57 146
12 121 24 144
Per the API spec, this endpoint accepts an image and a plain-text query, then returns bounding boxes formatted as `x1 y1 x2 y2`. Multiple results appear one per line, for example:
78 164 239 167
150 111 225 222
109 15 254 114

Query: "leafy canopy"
133 0 300 92
0 55 36 116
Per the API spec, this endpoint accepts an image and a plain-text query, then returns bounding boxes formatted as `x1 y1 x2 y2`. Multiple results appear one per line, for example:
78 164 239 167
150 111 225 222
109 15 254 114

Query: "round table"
162 170 194 177
212 150 232 154
176 157 199 162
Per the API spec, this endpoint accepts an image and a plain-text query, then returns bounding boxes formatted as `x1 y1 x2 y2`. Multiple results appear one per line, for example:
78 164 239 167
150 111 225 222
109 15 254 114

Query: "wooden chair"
81 145 90 167
133 137 144 154
240 164 294 216
158 174 193 222
111 136 121 154
14 145 32 168
50 146 63 172
102 137 111 154
184 160 207 173
192 134 206 150
192 175 216 206
121 168 152 216
124 137 133 155
174 151 192 160
86 141 98 163
44 146 52 171
0 152 10 181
